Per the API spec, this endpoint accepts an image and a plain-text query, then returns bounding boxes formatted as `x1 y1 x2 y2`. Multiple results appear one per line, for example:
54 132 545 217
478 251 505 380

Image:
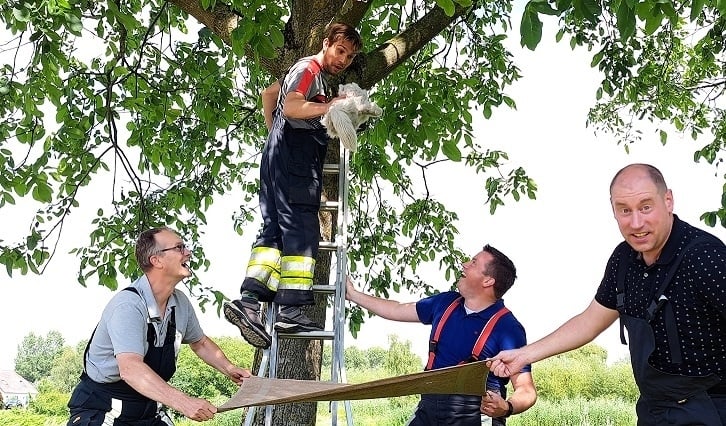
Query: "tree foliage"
14 330 65 383
0 0 535 305
519 0 726 226
0 5 537 422
384 336 423 376
170 336 254 400
531 344 638 402
28 380 70 417
47 345 83 393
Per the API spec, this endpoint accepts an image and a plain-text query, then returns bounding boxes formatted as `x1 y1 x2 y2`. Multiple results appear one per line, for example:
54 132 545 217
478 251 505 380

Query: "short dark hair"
325 22 362 52
610 163 667 194
135 227 173 272
483 244 517 299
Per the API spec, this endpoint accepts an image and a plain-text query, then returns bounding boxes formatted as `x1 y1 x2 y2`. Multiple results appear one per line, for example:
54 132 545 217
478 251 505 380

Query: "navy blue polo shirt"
417 291 531 392
595 215 726 377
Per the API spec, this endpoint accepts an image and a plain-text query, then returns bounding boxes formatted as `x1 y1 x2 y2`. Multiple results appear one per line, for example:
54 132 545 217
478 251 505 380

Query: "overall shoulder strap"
82 287 145 373
425 297 463 370
470 306 511 362
646 236 707 322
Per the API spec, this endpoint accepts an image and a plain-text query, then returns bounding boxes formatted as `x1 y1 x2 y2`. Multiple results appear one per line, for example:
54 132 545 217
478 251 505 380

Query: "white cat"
321 83 383 152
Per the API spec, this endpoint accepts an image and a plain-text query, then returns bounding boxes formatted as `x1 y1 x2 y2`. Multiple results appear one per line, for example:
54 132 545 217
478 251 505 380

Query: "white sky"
2 18 726 371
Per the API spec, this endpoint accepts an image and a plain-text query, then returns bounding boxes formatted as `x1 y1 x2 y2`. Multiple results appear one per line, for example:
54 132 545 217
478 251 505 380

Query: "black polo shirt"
595 215 726 377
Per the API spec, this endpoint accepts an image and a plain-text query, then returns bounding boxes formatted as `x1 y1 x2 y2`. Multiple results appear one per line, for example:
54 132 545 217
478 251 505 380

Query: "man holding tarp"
346 244 537 425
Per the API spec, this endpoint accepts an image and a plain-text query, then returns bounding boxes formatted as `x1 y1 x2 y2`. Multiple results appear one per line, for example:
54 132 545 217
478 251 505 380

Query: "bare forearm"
261 81 279 130
507 374 537 415
119 358 191 411
346 287 418 322
525 300 618 364
191 336 236 376
282 94 330 120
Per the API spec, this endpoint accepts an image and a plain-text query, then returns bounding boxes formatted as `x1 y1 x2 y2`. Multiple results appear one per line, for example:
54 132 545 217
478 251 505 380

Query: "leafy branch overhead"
520 0 726 226
0 0 533 303
3 0 724 309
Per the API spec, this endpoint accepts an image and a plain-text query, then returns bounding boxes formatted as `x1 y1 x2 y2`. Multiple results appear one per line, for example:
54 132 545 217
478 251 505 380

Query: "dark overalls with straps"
407 297 510 426
67 287 177 426
616 238 724 425
241 58 329 306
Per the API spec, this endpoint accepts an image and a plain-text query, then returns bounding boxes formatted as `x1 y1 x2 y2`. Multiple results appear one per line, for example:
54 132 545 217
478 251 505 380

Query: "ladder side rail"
243 303 275 426
330 148 353 425
265 304 278 426
340 149 353 426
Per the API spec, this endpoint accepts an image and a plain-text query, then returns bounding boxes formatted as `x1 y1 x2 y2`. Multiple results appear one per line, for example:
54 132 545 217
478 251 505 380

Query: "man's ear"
482 276 495 289
149 253 162 269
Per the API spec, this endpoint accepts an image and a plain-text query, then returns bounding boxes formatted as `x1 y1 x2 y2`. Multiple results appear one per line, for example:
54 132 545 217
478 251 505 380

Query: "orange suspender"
425 297 510 370
471 306 511 360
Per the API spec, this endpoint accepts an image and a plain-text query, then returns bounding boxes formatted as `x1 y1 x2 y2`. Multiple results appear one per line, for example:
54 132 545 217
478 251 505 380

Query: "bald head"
609 163 674 265
610 163 668 195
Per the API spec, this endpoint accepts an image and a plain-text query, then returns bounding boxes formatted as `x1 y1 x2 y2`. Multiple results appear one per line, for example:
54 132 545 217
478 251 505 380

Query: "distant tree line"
6 331 636 425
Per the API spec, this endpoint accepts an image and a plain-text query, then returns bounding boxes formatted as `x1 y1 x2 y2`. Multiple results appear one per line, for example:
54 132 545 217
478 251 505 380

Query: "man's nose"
630 211 645 228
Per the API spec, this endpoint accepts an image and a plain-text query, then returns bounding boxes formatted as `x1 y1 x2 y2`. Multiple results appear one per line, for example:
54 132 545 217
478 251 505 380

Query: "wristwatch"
504 400 514 417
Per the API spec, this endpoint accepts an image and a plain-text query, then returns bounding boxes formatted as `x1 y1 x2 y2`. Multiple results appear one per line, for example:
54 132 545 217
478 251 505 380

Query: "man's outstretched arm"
488 299 619 377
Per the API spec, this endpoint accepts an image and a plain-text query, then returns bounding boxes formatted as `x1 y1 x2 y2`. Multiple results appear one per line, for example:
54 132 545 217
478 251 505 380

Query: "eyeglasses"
158 243 188 254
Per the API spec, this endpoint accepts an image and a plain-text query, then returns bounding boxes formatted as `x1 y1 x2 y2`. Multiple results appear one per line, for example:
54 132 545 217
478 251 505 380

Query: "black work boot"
274 305 322 332
223 299 271 349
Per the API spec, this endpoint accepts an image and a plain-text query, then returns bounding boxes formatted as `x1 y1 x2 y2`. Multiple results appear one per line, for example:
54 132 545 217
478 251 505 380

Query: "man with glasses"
66 226 250 426
345 245 537 425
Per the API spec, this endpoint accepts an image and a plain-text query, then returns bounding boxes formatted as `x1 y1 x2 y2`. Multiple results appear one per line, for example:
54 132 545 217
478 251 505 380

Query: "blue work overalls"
240 107 328 306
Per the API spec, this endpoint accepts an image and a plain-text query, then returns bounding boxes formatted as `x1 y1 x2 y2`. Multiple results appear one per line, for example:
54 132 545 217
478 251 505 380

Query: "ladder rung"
276 330 335 340
323 163 339 174
320 200 340 211
318 241 338 251
312 284 336 294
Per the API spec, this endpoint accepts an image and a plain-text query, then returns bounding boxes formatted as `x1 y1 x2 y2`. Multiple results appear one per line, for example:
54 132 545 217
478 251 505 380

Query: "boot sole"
223 303 272 349
273 321 323 332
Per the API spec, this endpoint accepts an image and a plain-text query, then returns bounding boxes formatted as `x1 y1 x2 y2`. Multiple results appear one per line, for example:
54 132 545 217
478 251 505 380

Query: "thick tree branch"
166 0 466 88
167 0 237 45
361 4 468 88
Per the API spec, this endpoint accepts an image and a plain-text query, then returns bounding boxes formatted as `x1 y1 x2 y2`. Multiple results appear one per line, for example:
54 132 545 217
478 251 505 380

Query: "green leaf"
591 49 605 67
573 0 601 22
659 130 668 145
520 7 543 50
31 183 52 203
12 7 31 22
531 0 560 15
616 1 636 41
436 0 456 16
441 140 462 161
644 11 664 35
690 0 706 20
269 27 284 48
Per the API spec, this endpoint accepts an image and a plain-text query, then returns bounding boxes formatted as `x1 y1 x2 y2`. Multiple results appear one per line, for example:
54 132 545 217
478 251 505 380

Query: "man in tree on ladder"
346 244 537 425
224 23 363 349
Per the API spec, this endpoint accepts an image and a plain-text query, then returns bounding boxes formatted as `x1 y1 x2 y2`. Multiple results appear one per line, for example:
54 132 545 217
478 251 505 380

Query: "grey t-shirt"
278 55 331 130
84 275 205 383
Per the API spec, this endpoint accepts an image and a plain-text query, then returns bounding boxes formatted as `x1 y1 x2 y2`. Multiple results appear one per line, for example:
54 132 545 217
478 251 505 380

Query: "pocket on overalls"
67 409 105 426
287 138 322 206
68 385 108 411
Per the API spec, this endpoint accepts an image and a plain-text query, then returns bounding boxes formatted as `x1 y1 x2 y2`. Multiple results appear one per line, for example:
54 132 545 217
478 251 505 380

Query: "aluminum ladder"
242 147 353 426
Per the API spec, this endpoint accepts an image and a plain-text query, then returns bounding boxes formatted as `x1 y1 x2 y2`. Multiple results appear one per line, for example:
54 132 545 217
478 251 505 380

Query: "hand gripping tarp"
217 360 489 412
